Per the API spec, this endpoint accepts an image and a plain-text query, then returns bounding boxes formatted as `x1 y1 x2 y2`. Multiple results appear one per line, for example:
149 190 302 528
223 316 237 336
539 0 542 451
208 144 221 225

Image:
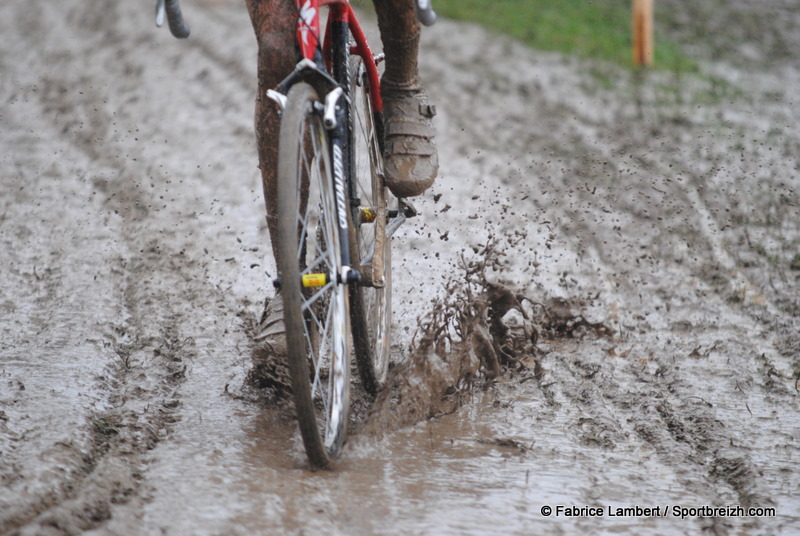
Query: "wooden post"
633 0 653 67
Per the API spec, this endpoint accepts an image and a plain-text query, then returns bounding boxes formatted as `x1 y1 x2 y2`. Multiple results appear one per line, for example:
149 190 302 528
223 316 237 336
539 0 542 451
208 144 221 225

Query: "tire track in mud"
4 78 188 536
456 284 777 533
1 1 259 531
3 328 193 534
545 336 772 507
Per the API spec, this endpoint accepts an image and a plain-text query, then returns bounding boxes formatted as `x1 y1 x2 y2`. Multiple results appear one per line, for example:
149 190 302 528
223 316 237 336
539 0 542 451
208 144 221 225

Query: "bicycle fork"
327 13 360 287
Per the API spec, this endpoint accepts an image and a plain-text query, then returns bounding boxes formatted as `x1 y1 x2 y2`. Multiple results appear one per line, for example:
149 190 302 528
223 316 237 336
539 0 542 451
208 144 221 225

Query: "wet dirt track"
1 0 799 534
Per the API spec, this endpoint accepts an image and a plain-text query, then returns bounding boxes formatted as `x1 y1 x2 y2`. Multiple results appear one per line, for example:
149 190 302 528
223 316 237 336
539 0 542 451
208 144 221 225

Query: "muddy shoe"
382 85 439 198
249 293 291 393
254 293 286 354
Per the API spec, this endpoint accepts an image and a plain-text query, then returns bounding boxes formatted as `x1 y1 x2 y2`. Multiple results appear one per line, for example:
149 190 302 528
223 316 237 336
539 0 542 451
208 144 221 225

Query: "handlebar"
156 0 190 38
416 0 436 26
157 0 425 36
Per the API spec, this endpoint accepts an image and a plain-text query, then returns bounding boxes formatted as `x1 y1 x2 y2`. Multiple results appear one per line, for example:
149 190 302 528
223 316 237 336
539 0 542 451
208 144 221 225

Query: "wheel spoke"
309 299 335 399
301 281 336 312
301 249 329 276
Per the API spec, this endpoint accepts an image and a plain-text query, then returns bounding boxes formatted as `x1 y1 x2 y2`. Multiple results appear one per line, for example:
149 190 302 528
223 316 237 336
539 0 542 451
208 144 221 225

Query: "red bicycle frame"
294 0 383 113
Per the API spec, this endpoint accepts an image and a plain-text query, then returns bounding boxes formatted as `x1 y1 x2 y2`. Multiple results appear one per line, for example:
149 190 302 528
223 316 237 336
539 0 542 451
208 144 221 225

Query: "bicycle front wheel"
276 82 351 468
348 57 393 396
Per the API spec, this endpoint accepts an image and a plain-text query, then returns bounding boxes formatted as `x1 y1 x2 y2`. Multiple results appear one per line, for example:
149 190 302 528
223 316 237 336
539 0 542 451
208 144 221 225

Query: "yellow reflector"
302 273 328 287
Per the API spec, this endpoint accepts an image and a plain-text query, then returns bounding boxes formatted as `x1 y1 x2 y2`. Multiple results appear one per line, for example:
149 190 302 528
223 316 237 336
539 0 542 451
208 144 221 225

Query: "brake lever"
155 0 190 38
416 0 437 26
155 0 166 27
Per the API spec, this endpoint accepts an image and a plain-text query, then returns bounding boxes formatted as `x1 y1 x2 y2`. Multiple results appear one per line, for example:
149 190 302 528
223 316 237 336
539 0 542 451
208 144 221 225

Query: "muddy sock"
380 31 422 90
372 0 421 89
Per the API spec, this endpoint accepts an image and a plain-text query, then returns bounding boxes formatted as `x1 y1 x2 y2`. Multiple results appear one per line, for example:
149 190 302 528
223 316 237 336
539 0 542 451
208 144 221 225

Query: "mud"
1 0 799 534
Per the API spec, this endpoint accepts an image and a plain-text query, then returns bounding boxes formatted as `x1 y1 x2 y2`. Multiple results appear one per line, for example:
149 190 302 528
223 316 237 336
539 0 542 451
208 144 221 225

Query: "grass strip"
429 0 695 71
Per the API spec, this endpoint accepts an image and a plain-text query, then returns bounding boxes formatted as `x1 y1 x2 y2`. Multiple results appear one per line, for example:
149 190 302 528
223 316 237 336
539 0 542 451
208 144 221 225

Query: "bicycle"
157 0 436 468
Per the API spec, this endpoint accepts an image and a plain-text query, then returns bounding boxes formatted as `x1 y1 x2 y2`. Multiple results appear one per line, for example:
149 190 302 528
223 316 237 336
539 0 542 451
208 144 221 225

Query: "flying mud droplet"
362 235 548 435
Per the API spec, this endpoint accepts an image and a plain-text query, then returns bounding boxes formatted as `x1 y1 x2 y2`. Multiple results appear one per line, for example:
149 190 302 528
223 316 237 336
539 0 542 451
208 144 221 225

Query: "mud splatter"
361 236 590 434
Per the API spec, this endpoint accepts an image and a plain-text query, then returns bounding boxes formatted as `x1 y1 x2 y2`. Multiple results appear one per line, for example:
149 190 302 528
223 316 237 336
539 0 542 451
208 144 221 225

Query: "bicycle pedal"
359 207 377 223
399 199 418 218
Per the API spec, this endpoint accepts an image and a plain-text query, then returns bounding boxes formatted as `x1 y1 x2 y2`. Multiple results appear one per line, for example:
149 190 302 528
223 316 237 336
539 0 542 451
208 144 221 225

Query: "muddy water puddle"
213 379 707 536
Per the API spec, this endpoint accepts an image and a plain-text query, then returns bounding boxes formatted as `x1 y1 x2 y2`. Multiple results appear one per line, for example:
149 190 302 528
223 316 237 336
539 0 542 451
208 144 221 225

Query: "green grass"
431 0 695 72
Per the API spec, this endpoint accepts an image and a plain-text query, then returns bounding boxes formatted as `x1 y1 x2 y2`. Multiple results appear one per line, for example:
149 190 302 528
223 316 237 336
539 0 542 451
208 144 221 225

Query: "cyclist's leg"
372 0 420 88
245 0 296 262
245 0 296 359
371 0 438 198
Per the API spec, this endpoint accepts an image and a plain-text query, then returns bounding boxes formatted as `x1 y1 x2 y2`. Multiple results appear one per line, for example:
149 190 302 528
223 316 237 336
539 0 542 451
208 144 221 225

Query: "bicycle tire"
276 82 351 468
348 56 393 395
